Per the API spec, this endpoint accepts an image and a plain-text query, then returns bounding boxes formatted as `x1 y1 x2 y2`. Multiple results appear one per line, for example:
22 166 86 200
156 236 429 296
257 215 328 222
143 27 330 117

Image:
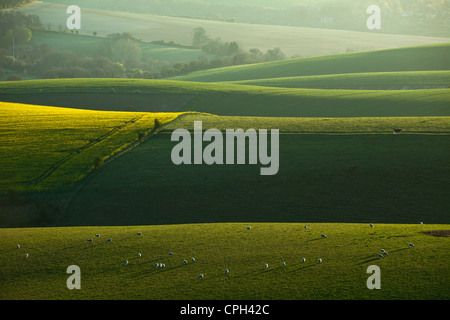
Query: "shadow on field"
356 247 410 265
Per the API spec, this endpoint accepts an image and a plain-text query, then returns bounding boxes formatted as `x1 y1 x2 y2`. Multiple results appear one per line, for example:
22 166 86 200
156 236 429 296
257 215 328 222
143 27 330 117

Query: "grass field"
0 79 449 117
171 43 450 82
225 71 450 90
30 30 213 64
18 2 450 58
0 223 448 300
0 101 181 193
60 114 450 226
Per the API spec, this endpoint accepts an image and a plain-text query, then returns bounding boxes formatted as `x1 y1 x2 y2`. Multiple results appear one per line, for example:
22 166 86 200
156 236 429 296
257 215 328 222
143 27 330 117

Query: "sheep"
247 226 251 230
264 264 269 269
106 238 112 242
409 243 415 248
137 232 142 236
168 252 174 256
88 238 93 242
302 258 306 263
192 258 195 262
154 263 160 268
183 260 188 265
378 254 384 258
16 244 20 249
419 222 423 225
318 258 323 263
304 225 307 229
95 234 100 237
199 274 204 279
161 264 166 268
24 254 29 258
138 253 142 258
382 251 389 256
370 223 374 228
124 260 128 265
321 234 327 238
225 269 229 274
282 262 286 267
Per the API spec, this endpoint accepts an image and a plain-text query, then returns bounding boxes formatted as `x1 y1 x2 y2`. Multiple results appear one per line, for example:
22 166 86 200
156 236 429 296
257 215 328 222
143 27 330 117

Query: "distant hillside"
225 71 450 90
171 44 450 82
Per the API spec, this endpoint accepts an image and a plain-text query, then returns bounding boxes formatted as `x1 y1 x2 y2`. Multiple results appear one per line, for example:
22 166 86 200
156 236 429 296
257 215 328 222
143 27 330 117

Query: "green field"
1 223 448 300
60 114 450 226
225 71 450 90
18 2 450 57
0 79 449 117
0 101 181 193
30 30 213 64
171 43 450 82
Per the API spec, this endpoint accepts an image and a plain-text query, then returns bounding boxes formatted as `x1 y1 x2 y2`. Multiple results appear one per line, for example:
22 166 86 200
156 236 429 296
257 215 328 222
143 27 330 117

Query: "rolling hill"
171 43 450 82
1 223 449 300
224 71 450 90
0 79 449 117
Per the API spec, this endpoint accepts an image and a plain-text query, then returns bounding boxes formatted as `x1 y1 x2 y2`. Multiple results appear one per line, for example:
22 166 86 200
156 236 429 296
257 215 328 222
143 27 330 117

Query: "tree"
7 26 32 45
192 27 209 48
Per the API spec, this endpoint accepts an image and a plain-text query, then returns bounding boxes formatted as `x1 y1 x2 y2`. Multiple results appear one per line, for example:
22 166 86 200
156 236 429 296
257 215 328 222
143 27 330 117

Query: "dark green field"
0 79 449 117
60 114 450 226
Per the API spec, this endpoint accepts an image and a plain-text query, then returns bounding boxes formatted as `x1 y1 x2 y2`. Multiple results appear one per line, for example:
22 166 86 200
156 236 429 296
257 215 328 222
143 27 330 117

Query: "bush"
93 156 104 169
6 74 22 81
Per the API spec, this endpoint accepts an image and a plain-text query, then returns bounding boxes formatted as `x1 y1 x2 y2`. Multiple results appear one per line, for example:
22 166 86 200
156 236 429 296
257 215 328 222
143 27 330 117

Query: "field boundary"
55 111 214 226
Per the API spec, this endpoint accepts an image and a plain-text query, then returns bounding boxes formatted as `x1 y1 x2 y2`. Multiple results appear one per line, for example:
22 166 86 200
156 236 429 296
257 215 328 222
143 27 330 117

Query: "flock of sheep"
16 223 419 279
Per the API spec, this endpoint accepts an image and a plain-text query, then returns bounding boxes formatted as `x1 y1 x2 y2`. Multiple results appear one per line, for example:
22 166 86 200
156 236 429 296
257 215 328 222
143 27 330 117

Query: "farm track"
30 114 144 187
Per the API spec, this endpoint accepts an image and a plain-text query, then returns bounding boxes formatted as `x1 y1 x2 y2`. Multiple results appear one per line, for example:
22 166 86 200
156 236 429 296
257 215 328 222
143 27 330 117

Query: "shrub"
6 74 22 81
93 156 104 169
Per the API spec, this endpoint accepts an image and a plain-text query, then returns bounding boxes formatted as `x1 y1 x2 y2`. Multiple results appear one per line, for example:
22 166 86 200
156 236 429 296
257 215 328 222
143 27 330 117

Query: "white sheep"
137 232 142 236
95 234 100 237
225 269 229 274
409 243 415 248
318 258 323 263
183 260 188 264
169 252 174 256
264 263 269 269
321 234 327 238
88 238 93 242
370 223 374 228
304 225 307 229
302 258 306 263
378 254 384 258
199 274 204 278
24 254 29 258
138 253 142 258
419 222 423 225
106 238 111 242
247 226 251 230
124 260 128 265
282 262 286 267
192 258 195 262
16 244 20 249
154 263 159 268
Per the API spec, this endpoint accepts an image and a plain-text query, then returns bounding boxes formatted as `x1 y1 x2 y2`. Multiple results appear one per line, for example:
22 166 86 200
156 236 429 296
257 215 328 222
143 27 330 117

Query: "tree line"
0 12 287 81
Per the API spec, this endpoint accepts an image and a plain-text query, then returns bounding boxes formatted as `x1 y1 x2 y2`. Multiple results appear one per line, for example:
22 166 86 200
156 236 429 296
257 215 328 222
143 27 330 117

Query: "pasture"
1 223 449 300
